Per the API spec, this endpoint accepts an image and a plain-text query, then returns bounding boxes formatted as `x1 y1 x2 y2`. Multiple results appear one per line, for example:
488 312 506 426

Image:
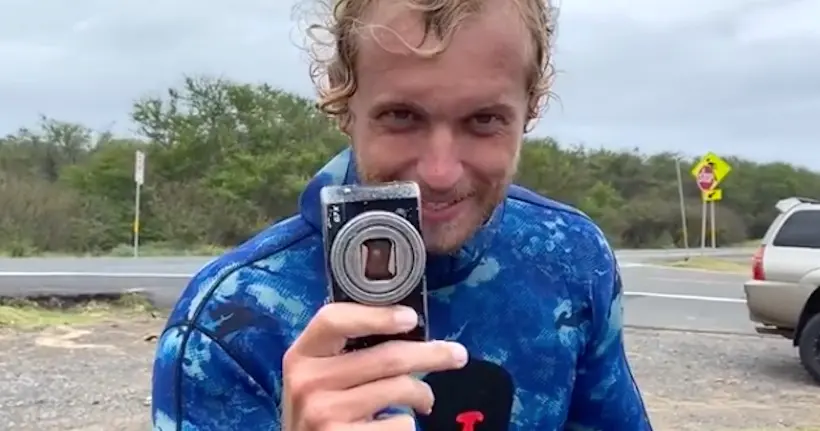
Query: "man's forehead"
356 0 530 58
348 0 533 111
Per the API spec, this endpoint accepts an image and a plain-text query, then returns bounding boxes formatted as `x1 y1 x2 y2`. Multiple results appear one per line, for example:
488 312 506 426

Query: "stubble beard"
356 164 512 255
421 182 507 254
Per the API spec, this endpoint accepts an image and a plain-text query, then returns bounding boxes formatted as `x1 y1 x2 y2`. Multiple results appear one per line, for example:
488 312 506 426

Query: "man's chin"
423 221 479 255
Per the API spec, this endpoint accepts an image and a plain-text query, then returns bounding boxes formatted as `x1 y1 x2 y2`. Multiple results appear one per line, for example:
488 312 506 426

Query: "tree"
1 75 818 255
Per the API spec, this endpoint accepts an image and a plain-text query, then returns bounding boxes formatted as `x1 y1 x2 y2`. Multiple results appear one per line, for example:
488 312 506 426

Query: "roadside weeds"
0 292 158 330
653 256 749 274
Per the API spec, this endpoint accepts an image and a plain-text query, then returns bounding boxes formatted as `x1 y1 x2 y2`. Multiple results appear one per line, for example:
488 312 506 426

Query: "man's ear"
325 61 354 136
524 92 544 133
338 114 352 136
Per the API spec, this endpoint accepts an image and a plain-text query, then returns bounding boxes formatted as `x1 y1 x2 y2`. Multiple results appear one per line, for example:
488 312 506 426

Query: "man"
152 0 653 429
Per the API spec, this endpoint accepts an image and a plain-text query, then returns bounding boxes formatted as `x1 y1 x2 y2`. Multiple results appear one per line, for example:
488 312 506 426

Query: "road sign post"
133 150 145 258
690 152 732 250
710 198 716 249
700 198 708 250
703 188 722 249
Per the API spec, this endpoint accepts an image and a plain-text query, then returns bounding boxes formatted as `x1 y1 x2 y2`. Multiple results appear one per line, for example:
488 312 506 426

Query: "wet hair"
300 0 556 130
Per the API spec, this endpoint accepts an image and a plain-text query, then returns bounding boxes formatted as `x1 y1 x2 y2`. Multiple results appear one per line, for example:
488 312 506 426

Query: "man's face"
346 2 532 254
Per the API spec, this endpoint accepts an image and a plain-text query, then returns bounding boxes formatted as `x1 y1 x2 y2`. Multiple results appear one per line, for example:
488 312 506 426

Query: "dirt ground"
0 317 818 430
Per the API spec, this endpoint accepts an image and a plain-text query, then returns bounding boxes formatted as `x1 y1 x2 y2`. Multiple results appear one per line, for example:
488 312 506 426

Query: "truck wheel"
798 313 820 384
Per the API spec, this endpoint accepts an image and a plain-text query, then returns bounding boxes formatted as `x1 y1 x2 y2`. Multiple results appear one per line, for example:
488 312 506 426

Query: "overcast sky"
1 0 819 167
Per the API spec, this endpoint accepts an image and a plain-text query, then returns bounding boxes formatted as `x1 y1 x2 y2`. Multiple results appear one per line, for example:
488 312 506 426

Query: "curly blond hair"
300 0 556 129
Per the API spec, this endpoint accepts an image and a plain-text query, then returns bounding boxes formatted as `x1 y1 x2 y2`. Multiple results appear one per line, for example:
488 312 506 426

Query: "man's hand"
281 303 468 430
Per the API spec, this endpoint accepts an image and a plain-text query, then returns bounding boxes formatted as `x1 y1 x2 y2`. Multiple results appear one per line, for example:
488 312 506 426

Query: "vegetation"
2 75 818 256
0 293 157 329
661 257 750 274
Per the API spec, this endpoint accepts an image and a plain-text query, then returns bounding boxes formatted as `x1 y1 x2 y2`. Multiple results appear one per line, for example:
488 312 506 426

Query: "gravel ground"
1 319 818 430
628 329 820 430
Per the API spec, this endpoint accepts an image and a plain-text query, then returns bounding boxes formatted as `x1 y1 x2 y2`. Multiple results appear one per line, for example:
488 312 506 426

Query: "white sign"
134 150 145 185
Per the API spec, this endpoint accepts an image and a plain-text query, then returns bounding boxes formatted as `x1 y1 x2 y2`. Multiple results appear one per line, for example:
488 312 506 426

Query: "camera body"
320 181 429 351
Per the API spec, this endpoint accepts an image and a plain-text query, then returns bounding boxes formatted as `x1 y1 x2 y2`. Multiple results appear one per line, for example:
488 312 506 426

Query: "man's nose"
417 126 463 190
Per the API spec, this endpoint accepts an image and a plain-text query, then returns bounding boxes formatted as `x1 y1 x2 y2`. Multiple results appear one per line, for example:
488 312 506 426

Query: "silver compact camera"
320 181 429 350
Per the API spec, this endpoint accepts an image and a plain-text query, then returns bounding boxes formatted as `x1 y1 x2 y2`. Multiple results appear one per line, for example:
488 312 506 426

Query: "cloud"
540 0 820 166
0 0 818 167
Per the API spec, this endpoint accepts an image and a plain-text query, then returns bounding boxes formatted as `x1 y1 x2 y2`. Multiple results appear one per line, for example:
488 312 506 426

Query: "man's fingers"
345 375 435 420
358 414 417 430
308 340 468 390
303 376 433 424
289 303 419 357
329 414 416 431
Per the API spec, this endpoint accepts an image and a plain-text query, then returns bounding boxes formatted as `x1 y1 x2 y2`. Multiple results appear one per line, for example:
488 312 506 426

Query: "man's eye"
382 110 416 123
468 113 505 134
472 113 499 124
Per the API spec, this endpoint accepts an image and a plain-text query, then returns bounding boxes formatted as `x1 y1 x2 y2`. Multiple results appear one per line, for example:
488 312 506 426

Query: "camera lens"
362 238 396 281
330 211 425 305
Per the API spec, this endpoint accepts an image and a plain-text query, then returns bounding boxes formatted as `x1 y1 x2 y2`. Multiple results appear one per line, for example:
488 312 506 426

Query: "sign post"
690 152 732 250
703 188 722 249
133 150 145 258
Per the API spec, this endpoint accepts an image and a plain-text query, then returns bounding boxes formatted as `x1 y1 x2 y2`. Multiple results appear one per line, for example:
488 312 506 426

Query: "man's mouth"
423 192 472 208
424 198 463 211
421 193 475 221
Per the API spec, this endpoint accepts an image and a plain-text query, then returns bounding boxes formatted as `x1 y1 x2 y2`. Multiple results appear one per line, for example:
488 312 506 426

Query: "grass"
661 256 750 274
736 238 763 248
3 238 763 258
0 242 228 258
105 242 227 257
0 292 159 330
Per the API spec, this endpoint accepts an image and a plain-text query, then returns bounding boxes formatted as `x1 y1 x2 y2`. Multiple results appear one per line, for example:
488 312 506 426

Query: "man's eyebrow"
368 97 518 116
472 102 517 116
368 98 428 114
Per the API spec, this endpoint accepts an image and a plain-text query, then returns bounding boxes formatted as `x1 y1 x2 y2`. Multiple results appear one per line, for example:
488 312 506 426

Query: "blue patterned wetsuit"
151 148 653 430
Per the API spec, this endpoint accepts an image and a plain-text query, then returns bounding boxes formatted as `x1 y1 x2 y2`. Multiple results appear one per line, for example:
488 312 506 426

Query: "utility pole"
675 158 690 255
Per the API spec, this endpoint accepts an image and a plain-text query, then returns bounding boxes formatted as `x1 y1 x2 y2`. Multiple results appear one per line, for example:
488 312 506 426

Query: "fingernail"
393 306 418 330
447 342 468 366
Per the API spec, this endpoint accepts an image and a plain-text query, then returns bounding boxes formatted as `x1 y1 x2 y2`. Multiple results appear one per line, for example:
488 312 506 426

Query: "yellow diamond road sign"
691 152 732 189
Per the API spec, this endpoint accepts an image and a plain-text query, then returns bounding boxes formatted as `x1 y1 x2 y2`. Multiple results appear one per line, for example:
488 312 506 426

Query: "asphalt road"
619 263 752 334
0 248 756 334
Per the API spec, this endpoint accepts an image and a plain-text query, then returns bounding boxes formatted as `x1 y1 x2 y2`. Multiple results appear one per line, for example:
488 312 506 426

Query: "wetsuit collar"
298 147 503 289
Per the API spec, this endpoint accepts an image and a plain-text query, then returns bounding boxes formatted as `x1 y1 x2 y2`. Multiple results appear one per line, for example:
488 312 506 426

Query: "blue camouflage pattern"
151 147 653 430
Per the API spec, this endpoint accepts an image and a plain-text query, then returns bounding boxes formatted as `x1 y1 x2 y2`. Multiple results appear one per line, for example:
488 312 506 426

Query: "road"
619 263 752 334
0 248 757 334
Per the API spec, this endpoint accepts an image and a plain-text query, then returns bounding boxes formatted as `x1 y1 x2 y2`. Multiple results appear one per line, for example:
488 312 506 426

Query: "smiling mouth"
422 192 475 211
